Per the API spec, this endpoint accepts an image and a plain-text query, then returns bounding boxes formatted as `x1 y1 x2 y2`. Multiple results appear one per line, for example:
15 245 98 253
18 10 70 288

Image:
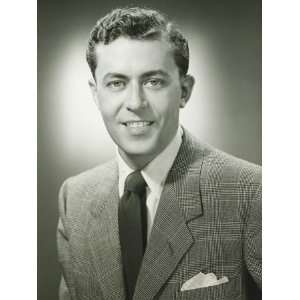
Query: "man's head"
87 7 195 168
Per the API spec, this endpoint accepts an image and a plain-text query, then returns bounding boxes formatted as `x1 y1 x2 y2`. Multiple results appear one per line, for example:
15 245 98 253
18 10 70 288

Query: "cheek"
97 94 121 121
152 90 181 117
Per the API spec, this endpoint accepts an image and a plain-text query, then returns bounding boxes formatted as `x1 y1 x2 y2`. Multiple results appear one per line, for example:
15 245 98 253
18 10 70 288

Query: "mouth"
122 121 154 128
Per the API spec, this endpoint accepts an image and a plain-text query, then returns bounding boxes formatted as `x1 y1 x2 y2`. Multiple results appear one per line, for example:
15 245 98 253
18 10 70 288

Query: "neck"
118 127 180 170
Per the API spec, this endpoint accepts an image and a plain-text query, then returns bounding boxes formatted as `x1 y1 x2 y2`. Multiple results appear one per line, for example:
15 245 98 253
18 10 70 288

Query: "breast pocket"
176 276 241 300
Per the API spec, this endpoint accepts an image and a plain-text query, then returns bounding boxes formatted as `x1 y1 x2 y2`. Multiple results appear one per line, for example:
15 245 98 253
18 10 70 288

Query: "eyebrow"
102 70 171 82
103 73 128 81
140 70 171 79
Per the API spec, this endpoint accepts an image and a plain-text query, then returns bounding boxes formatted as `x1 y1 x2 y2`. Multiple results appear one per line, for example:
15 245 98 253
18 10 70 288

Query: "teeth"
126 121 151 127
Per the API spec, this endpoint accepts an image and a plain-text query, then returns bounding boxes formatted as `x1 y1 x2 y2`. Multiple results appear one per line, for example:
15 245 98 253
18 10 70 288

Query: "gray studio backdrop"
38 0 261 299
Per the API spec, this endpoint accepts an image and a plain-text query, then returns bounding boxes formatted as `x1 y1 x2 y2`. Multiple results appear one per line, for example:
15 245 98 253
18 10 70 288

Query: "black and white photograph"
38 1 262 299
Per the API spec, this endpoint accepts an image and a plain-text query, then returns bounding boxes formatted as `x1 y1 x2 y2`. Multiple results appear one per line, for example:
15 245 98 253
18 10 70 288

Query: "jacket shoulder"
58 159 117 217
207 147 261 182
184 130 261 180
64 159 117 192
190 137 261 190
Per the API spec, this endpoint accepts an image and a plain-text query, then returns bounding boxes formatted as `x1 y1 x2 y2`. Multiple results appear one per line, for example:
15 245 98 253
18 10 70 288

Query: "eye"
106 80 126 90
144 78 165 89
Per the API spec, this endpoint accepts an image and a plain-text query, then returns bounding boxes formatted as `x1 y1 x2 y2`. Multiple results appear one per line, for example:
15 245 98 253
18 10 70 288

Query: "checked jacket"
57 129 261 300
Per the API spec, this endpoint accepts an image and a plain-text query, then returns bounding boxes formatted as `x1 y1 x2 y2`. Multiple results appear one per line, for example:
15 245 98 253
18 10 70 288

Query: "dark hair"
86 7 189 79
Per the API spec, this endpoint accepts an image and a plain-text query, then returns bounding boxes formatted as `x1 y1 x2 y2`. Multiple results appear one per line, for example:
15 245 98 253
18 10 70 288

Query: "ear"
88 78 101 110
179 75 195 108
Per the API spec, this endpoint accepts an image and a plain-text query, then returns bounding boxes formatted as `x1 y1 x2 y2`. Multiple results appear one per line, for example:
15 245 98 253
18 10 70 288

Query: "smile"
122 121 154 127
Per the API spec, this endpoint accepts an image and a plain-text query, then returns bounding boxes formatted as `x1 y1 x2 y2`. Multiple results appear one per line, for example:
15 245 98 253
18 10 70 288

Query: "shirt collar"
117 127 183 196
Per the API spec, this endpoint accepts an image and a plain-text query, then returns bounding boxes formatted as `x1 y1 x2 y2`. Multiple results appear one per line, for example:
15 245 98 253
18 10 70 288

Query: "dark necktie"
118 171 148 300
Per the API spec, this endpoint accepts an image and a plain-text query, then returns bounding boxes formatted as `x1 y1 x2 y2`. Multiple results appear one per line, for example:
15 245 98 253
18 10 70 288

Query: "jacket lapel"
134 130 206 300
87 161 126 299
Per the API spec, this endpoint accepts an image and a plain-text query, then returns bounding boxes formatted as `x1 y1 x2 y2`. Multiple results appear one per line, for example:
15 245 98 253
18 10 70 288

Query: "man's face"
90 37 194 167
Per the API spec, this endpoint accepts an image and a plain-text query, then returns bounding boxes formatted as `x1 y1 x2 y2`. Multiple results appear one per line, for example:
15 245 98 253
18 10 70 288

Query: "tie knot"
124 171 147 195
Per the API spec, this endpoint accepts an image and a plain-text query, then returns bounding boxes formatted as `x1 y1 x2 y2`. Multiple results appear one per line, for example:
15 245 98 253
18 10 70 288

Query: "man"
57 7 261 300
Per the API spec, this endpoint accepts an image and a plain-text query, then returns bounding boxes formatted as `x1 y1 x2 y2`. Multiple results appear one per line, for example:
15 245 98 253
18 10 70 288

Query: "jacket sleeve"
59 275 71 300
57 180 77 300
243 183 262 288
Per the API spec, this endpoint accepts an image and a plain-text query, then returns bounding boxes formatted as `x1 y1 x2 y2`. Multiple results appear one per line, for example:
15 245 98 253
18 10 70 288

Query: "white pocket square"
180 272 229 291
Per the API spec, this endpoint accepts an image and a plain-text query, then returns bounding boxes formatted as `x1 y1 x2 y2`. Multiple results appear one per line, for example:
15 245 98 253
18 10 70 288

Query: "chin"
119 138 161 159
123 144 157 157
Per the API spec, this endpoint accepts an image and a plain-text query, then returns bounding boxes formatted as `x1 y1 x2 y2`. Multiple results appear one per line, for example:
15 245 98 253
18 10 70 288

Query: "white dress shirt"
117 127 183 241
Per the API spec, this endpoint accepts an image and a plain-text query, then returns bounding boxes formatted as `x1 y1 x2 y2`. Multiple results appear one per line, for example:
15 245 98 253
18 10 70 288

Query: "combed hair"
86 7 190 79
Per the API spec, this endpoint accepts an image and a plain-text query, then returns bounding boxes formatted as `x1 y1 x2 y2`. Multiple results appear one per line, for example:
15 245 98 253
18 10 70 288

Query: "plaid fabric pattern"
57 129 261 300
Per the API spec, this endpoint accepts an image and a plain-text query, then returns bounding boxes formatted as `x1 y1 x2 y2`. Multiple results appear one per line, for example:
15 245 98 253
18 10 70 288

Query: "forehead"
94 37 178 79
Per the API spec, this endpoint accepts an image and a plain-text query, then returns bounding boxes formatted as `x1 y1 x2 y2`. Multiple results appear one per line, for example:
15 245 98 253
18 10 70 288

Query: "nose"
125 82 147 111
